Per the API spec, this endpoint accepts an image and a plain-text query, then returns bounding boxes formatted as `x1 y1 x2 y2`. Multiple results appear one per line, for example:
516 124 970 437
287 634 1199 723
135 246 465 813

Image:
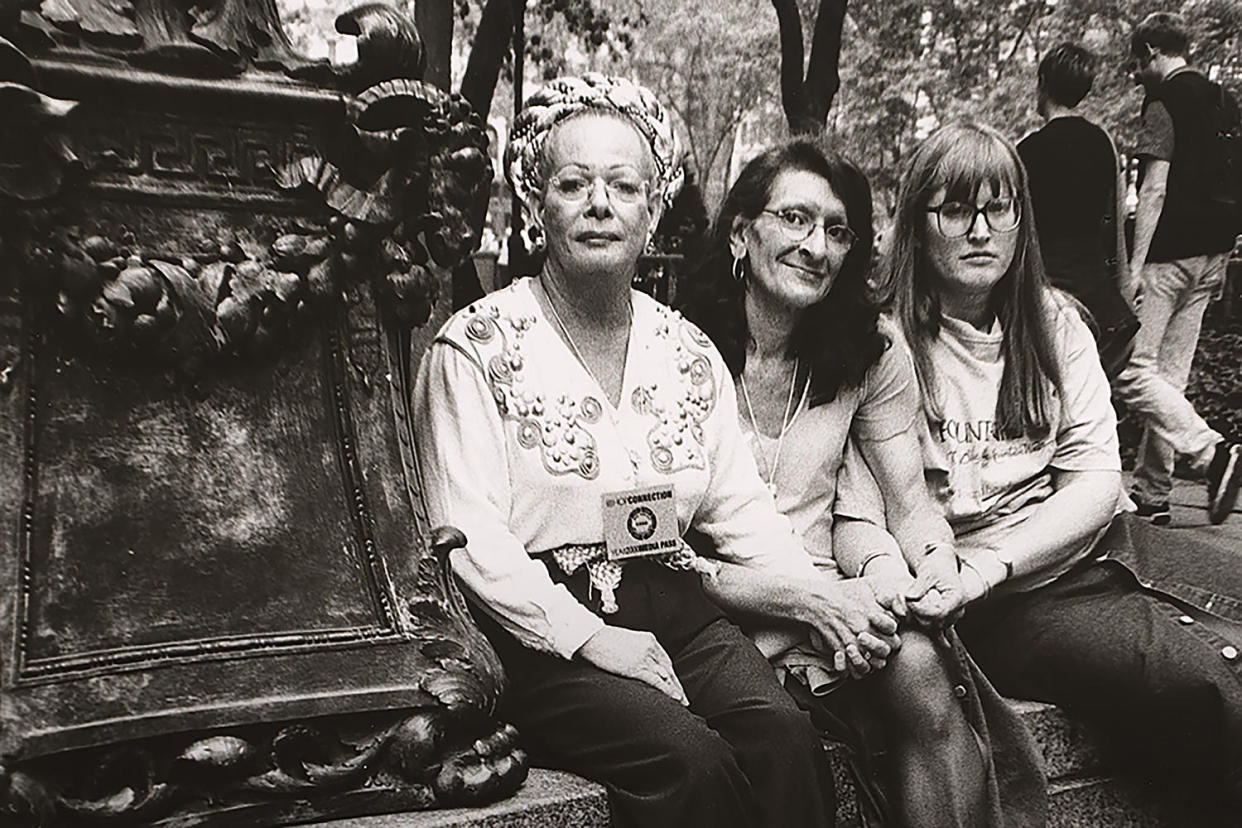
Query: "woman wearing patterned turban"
413 74 901 827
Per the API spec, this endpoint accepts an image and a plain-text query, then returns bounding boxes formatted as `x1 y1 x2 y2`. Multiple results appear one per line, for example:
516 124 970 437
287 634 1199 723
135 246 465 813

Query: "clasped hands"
802 548 967 678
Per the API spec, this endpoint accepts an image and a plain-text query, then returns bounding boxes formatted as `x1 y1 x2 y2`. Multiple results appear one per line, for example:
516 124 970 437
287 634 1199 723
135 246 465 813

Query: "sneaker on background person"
1118 14 1242 522
1207 441 1242 525
1131 492 1172 526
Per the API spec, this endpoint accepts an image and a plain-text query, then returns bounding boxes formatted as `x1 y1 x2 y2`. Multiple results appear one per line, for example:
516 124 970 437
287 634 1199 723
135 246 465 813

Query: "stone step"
1011 699 1108 781
1048 775 1185 827
315 701 1172 828
312 769 609 828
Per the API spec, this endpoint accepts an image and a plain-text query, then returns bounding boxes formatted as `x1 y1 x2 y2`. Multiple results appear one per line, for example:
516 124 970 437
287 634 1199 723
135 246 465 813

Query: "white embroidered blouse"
413 277 816 660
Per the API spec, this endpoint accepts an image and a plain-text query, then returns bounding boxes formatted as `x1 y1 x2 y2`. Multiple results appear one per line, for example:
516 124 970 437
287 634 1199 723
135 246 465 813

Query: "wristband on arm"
857 551 891 578
958 557 992 601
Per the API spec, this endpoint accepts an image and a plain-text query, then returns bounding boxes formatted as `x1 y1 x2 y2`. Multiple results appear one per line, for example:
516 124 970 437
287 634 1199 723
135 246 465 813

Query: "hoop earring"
524 223 545 252
732 254 746 283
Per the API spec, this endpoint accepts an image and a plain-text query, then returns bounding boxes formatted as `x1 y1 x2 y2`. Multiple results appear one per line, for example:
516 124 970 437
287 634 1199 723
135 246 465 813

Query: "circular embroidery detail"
465 316 495 343
579 448 600 478
488 354 514 385
651 446 674 472
685 324 712 348
580 395 603 423
688 356 709 384
517 419 541 449
631 386 653 415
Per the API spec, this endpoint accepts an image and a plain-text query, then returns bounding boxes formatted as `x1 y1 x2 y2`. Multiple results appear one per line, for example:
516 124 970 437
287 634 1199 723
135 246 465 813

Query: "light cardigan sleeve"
691 344 820 580
413 338 605 660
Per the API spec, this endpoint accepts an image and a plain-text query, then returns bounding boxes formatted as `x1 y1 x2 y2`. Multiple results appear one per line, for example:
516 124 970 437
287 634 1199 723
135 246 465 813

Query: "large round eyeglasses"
926 198 1020 238
760 208 857 249
548 172 650 205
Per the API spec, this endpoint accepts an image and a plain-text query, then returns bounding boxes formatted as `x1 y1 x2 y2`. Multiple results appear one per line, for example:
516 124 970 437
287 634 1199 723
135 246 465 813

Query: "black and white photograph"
1 1 1240 825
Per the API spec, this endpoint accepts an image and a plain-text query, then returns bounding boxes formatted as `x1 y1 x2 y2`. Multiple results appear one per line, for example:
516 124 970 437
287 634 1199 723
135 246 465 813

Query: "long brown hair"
880 122 1062 437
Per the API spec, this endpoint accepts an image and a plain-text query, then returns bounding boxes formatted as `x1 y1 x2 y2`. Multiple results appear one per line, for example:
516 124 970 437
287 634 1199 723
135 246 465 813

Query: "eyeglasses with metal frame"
547 171 651 205
759 208 857 249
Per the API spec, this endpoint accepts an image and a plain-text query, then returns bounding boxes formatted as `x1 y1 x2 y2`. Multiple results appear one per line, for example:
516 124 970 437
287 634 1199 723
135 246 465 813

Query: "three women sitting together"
414 74 1242 827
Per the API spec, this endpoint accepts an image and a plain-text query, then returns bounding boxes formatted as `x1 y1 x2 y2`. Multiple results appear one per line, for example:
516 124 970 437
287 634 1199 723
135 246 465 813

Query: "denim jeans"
1114 252 1229 502
957 514 1242 819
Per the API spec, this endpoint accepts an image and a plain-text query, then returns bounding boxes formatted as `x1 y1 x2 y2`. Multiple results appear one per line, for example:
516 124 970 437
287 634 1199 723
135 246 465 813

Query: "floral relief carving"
20 213 439 378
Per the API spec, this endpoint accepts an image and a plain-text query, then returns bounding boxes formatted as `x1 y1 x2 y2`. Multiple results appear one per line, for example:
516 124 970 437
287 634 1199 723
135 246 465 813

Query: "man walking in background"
1019 42 1137 382
1119 12 1242 525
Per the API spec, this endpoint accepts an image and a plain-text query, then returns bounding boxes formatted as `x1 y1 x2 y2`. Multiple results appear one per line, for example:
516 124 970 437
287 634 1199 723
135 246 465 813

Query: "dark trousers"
480 560 834 828
958 528 1242 821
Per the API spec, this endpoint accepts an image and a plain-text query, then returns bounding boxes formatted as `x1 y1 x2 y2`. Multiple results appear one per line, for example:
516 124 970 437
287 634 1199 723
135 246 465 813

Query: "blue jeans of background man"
1115 252 1229 503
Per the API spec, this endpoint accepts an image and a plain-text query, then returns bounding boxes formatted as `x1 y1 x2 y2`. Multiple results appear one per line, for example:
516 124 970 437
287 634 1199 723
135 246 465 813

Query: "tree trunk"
803 0 847 129
415 0 453 90
771 0 810 133
771 0 848 136
460 0 526 119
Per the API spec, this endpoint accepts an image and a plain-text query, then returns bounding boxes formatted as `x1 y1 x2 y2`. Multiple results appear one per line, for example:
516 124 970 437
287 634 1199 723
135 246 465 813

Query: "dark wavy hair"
677 141 885 407
1131 12 1190 60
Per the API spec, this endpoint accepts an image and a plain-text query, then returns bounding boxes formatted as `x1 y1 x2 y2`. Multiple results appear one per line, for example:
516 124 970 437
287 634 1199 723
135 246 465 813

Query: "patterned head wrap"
505 73 684 248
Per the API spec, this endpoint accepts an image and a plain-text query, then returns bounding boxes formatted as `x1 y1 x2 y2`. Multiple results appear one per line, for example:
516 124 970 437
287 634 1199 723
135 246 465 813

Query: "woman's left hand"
904 548 968 628
861 555 916 620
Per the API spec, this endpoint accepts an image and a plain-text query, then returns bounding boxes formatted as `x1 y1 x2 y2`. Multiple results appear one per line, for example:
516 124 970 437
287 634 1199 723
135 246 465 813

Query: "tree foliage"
826 0 1241 211
621 0 780 205
276 0 1240 218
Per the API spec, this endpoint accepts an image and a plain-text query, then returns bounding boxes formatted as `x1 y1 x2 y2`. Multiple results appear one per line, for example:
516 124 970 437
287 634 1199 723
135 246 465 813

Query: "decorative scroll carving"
10 0 322 76
4 714 525 823
0 35 79 200
1 0 490 373
0 2 525 825
333 3 426 93
279 16 493 331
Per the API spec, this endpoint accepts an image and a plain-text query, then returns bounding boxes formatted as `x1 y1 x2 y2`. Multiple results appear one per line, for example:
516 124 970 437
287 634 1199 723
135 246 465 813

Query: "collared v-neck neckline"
531 277 635 411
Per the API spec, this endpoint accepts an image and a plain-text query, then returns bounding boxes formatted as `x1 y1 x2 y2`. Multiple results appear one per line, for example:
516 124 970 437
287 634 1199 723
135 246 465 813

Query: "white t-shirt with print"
837 297 1123 594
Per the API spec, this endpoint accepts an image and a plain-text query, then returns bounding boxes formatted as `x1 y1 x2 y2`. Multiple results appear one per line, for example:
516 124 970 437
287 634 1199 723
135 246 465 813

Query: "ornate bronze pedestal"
0 2 524 824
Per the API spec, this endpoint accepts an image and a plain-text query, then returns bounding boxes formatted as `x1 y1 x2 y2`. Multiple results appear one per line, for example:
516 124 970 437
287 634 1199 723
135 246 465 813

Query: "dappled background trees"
277 0 1241 445
279 0 1240 218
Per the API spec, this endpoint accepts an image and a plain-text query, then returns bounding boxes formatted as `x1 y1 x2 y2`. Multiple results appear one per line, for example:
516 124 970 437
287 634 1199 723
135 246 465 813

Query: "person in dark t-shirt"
1119 13 1242 525
1018 42 1136 381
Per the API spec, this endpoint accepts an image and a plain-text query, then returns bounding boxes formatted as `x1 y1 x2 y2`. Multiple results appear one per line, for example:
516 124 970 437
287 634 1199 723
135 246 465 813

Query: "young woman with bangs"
835 121 1242 820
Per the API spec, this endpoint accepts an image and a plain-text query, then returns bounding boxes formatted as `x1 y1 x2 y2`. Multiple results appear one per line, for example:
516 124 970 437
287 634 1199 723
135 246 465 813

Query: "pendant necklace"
739 356 808 499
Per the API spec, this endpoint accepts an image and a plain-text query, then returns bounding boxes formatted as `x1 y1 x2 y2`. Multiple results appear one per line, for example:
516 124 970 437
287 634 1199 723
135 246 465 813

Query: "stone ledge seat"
314 699 1187 827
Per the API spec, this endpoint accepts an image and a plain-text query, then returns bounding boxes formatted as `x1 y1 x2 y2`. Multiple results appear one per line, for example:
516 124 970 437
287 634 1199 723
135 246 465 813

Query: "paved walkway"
1157 475 1242 543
